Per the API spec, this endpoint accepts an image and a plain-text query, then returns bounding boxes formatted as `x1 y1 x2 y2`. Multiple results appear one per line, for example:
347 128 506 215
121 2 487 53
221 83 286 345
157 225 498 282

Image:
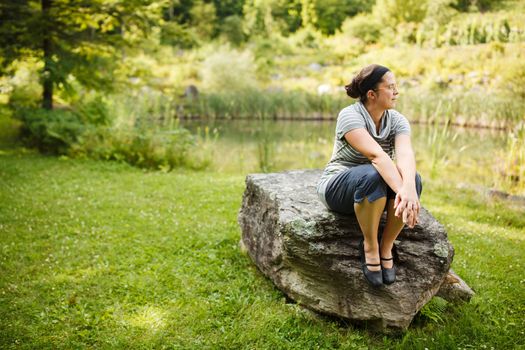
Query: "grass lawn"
1 141 524 348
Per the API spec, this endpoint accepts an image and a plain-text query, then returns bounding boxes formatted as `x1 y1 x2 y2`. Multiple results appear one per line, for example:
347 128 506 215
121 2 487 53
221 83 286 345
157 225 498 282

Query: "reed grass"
397 90 525 129
495 126 525 194
191 89 348 120
418 10 525 47
184 89 524 131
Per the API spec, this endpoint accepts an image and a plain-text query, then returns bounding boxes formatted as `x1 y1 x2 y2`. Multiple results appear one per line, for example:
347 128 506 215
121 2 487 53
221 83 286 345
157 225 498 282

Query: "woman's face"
373 71 399 109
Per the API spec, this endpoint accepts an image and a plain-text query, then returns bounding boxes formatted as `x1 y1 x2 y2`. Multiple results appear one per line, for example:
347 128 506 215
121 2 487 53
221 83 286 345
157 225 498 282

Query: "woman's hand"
394 186 420 228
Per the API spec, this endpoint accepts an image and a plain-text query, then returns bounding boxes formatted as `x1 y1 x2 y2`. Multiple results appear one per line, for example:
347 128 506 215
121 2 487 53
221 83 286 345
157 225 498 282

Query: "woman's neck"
363 101 385 131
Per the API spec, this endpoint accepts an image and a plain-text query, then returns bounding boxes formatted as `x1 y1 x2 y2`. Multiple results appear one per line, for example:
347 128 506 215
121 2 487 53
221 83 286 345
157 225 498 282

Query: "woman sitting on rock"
317 64 422 288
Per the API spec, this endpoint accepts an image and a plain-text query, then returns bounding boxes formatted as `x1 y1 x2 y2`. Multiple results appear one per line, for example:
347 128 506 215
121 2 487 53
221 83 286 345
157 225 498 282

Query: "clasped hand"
394 187 420 228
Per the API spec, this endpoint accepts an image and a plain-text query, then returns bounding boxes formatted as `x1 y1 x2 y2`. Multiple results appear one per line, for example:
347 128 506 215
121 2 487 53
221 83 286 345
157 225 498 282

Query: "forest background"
1 0 524 194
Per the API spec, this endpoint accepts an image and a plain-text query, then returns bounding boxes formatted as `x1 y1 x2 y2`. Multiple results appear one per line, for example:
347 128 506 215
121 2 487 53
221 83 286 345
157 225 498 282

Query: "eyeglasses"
374 83 398 93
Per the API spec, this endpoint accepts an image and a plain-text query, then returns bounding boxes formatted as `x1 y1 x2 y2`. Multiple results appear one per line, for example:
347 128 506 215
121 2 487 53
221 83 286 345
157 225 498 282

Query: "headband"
360 66 390 94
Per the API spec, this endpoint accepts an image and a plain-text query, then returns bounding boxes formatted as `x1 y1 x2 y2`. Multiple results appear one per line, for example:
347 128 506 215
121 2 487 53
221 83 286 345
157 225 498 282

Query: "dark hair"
345 64 390 102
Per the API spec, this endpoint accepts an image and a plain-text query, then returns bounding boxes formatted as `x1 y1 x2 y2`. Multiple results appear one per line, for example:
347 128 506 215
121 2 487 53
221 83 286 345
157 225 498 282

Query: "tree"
242 0 278 36
314 0 374 35
270 0 302 35
212 0 245 23
0 0 163 110
300 0 317 29
242 0 304 37
373 0 428 27
189 0 217 39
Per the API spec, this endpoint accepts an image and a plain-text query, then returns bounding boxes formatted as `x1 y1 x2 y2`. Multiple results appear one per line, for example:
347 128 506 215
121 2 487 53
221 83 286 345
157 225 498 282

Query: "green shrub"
10 89 114 154
73 93 112 126
9 87 210 171
373 0 428 27
286 27 323 49
200 45 258 92
323 34 366 62
418 11 525 47
15 108 88 154
160 22 199 48
418 296 449 323
65 90 211 171
7 63 41 111
219 15 246 46
499 59 525 99
8 84 40 111
340 14 382 44
72 126 207 171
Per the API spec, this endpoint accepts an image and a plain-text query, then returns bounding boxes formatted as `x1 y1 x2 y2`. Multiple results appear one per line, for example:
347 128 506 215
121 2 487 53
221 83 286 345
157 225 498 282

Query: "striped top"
317 101 411 206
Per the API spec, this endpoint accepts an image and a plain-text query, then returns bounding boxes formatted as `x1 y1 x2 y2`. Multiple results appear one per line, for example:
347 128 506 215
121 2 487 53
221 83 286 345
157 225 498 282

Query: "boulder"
436 269 475 303
238 169 473 330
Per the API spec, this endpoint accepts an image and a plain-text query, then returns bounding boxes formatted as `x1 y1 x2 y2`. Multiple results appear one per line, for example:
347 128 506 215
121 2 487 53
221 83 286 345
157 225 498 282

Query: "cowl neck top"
355 101 392 141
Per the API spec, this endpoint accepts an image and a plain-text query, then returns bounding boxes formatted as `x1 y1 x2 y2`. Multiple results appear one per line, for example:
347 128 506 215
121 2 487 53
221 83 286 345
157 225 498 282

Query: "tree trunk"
168 3 174 20
42 0 53 110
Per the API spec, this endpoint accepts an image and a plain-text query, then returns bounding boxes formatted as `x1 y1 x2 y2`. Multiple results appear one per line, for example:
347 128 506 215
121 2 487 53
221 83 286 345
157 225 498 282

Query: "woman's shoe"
359 238 383 287
380 256 396 285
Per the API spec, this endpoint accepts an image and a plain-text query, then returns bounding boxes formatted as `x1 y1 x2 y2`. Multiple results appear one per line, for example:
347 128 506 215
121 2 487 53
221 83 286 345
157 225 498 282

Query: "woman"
317 64 422 288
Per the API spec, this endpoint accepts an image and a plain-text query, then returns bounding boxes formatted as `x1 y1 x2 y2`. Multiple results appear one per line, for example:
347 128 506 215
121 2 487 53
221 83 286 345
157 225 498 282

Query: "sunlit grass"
123 306 167 332
0 145 524 349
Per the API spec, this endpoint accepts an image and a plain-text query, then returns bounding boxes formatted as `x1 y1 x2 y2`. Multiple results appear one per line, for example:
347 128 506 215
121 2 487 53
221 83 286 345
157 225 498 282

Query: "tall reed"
190 89 348 120
415 11 525 47
424 121 461 179
496 126 525 194
397 90 524 129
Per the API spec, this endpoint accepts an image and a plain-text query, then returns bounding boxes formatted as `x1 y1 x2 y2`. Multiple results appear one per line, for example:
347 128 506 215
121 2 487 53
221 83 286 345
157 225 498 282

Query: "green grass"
1 147 524 348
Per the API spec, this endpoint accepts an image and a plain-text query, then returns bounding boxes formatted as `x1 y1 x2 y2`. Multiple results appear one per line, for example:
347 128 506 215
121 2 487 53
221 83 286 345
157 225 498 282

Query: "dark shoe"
359 238 383 287
380 256 396 285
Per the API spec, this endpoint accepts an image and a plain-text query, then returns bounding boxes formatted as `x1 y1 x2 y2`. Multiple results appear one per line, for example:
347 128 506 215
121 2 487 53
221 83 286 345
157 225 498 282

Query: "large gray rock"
238 169 471 330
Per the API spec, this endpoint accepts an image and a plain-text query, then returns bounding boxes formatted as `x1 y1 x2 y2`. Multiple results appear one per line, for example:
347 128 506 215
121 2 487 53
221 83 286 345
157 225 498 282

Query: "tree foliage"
0 0 163 109
2 0 516 111
373 0 428 26
158 0 376 41
314 0 374 35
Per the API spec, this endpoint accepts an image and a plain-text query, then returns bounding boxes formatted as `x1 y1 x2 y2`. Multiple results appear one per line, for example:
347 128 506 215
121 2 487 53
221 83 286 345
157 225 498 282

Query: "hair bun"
345 79 361 98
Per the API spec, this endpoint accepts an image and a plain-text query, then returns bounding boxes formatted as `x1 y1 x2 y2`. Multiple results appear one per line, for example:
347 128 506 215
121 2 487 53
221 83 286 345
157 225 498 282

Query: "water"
182 119 515 193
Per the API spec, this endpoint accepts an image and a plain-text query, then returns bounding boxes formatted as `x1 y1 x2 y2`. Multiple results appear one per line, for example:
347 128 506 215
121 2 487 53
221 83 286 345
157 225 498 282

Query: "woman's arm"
344 129 419 227
394 134 420 226
344 128 404 194
394 134 416 186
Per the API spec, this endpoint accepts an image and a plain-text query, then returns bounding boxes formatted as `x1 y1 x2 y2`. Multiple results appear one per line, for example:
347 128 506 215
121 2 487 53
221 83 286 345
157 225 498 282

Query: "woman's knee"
356 165 387 200
360 164 383 184
360 165 384 186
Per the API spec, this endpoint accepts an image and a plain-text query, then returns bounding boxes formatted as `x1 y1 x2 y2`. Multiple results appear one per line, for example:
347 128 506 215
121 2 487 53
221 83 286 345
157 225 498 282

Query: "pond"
181 119 519 195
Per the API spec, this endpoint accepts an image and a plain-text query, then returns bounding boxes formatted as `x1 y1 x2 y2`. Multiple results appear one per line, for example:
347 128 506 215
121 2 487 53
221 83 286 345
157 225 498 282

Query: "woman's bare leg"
379 199 405 268
354 196 387 271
